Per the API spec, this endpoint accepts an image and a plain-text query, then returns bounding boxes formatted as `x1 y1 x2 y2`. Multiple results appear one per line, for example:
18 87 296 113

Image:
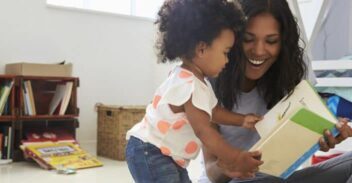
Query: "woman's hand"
319 118 351 152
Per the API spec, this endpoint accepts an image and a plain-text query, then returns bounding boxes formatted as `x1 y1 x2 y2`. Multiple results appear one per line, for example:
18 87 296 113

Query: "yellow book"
25 142 103 170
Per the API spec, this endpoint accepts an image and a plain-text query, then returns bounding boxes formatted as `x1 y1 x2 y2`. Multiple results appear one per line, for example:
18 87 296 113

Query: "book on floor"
251 80 339 178
23 142 103 170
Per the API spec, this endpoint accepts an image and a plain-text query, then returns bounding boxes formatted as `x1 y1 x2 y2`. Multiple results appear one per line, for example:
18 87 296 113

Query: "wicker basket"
96 104 145 160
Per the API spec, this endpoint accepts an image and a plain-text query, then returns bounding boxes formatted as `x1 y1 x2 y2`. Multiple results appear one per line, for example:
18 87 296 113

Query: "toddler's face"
197 29 235 77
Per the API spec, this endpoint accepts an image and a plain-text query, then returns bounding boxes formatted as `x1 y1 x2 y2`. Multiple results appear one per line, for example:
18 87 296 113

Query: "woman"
200 0 352 182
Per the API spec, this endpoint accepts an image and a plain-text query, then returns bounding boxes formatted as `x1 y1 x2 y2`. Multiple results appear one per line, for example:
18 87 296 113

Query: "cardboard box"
5 62 72 77
96 104 145 160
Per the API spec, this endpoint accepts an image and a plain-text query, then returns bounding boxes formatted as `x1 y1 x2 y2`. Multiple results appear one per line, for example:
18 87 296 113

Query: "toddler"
126 0 263 182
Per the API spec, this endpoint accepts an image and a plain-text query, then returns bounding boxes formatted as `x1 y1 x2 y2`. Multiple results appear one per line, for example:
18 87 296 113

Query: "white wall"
0 0 172 143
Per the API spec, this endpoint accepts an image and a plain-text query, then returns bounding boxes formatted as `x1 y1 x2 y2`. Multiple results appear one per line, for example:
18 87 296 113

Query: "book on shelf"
22 81 33 115
0 126 12 160
23 142 103 170
250 80 339 179
48 83 66 115
0 80 14 115
7 126 12 160
0 133 2 158
48 82 73 115
0 131 12 164
24 80 36 115
59 82 73 115
3 100 9 116
2 135 8 159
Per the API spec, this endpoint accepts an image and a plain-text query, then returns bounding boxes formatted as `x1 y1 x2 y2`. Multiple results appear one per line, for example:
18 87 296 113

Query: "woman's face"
243 12 281 82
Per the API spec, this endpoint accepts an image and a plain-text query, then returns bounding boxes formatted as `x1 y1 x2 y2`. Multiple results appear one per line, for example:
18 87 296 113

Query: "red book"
22 128 76 145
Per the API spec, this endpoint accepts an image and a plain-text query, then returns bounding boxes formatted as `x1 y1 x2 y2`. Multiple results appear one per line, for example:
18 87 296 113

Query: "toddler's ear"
195 41 208 57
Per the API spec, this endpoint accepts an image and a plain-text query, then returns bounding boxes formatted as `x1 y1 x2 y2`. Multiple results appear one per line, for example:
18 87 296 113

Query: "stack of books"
21 128 103 170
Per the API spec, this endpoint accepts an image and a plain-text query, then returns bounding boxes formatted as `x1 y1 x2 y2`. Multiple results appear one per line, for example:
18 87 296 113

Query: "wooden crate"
96 104 145 160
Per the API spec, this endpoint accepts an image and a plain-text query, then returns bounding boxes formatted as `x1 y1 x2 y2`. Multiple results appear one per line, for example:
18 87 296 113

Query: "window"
47 0 164 19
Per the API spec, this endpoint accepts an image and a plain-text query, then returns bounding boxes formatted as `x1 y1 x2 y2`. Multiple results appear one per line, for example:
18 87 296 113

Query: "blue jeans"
126 136 192 183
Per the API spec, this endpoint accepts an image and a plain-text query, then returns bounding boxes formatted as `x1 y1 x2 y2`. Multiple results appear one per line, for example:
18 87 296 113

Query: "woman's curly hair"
215 0 307 110
155 0 244 63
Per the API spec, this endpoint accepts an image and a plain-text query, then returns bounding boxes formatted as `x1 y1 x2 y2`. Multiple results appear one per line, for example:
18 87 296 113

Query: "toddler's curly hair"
155 0 244 63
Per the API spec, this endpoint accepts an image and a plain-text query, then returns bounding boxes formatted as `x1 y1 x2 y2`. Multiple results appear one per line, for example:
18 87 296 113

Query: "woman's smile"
248 58 266 67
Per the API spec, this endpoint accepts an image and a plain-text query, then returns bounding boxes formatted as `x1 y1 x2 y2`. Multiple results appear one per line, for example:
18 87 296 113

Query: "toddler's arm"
212 105 262 128
184 98 263 173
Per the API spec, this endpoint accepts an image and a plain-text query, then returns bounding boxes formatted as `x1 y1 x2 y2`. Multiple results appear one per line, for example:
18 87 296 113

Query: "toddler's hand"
242 114 262 129
217 150 263 175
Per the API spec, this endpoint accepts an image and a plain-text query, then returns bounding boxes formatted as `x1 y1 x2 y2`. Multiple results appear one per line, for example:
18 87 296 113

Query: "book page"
255 80 338 138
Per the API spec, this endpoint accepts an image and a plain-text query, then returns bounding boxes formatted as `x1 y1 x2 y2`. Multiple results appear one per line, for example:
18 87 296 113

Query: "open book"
250 80 339 178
